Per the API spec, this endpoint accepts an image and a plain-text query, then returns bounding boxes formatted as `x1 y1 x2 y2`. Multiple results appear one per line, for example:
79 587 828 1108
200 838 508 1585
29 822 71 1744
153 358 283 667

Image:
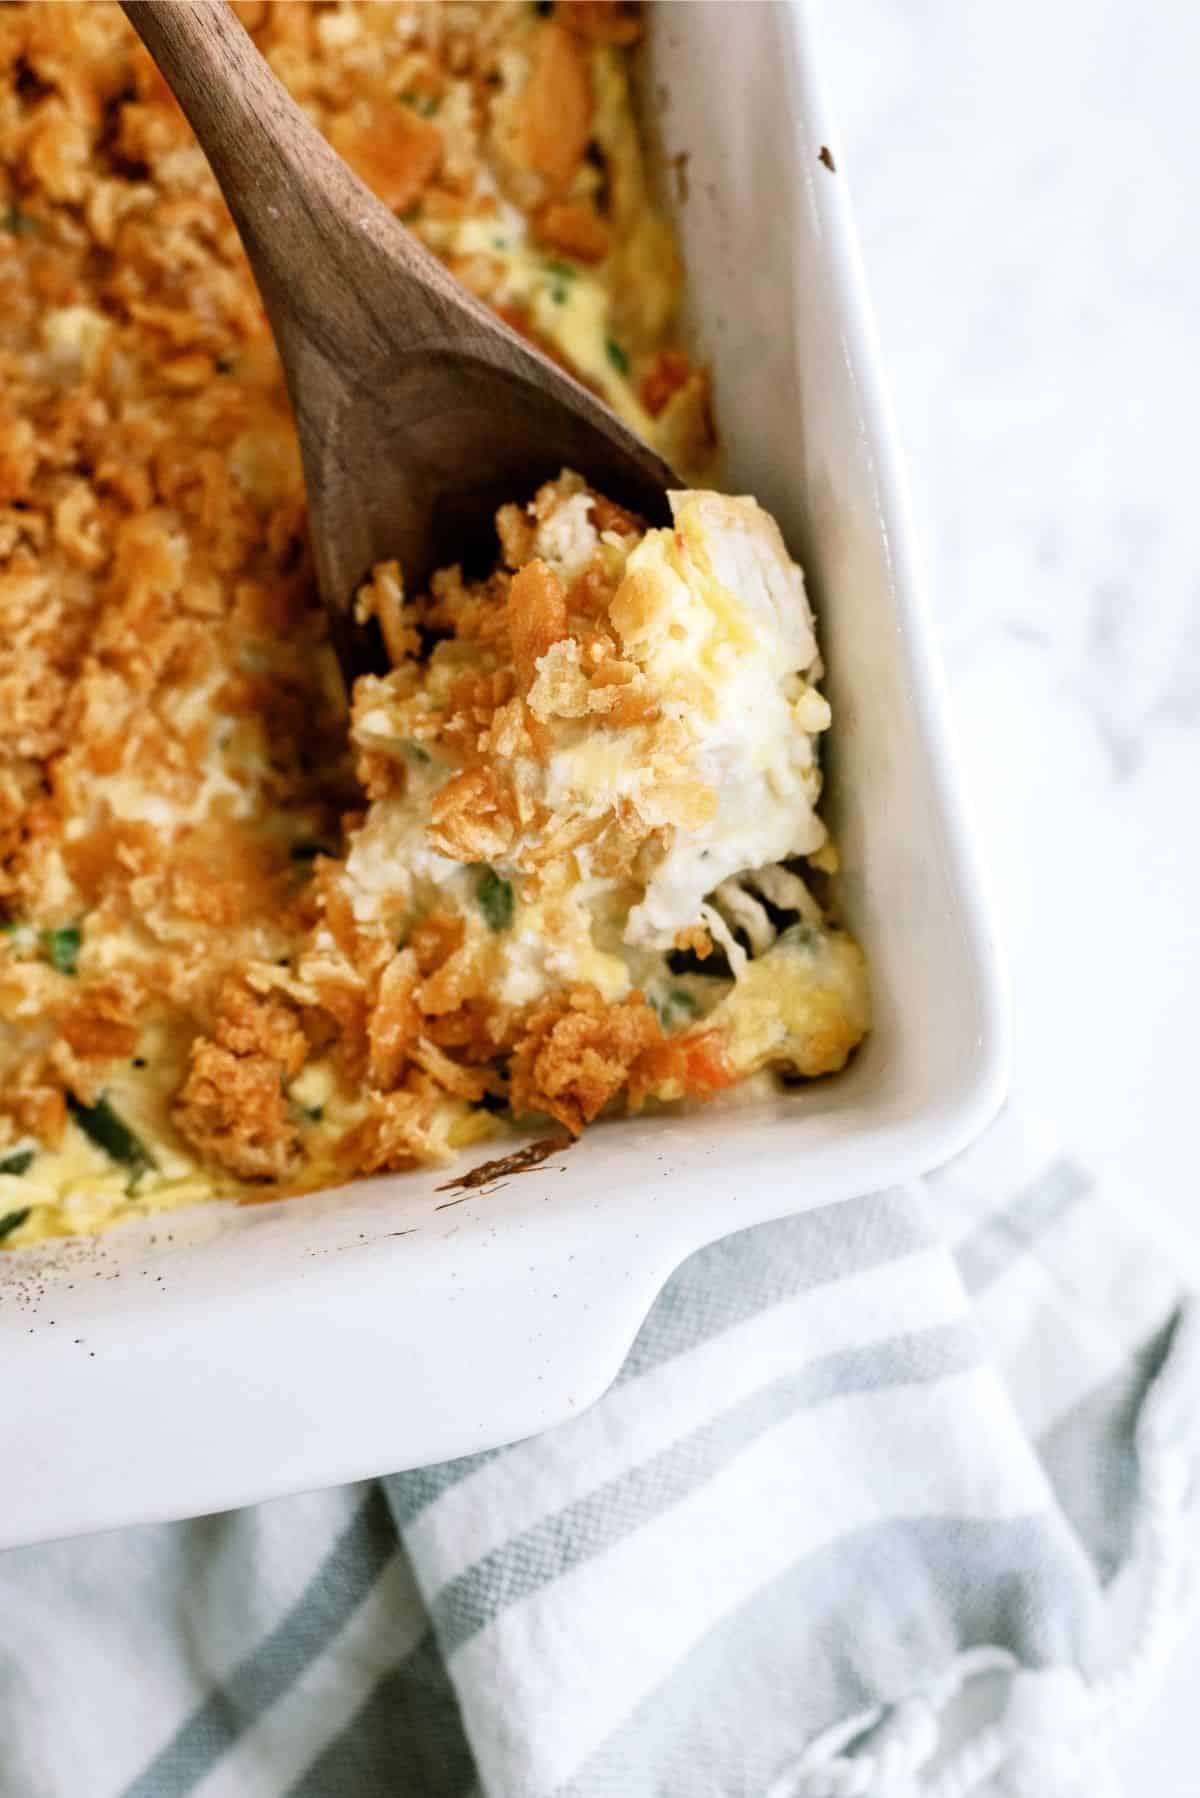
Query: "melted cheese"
497 890 630 1007
716 925 870 1079
434 212 661 440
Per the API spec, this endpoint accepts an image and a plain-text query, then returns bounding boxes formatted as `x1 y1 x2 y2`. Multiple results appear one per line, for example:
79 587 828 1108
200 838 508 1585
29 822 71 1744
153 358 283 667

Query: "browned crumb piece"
535 196 610 261
496 502 537 571
509 984 663 1134
0 1082 68 1152
354 561 420 667
173 981 308 1180
560 1 644 45
367 948 421 1090
305 975 370 1088
673 924 713 960
328 101 444 215
410 1035 490 1103
338 1081 441 1175
409 908 466 976
62 822 163 912
586 492 644 537
584 656 660 726
640 348 694 419
211 980 308 1078
425 998 505 1063
427 764 515 862
174 1046 297 1182
0 412 38 506
508 558 570 688
519 21 592 191
627 1027 736 1109
58 979 142 1063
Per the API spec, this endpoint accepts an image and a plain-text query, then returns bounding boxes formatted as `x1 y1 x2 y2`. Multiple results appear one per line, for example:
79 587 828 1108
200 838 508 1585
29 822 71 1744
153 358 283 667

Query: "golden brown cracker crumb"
510 984 662 1134
354 560 420 667
328 99 444 215
535 196 610 262
496 502 537 572
367 948 421 1091
57 977 143 1065
427 765 515 863
174 1041 299 1182
640 347 694 419
560 1 644 45
340 1081 443 1175
410 1035 490 1104
517 22 593 193
210 979 308 1082
508 559 571 690
172 979 308 1179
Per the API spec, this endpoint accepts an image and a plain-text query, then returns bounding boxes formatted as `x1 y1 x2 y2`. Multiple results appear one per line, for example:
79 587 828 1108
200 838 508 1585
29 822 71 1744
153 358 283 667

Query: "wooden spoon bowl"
121 0 676 675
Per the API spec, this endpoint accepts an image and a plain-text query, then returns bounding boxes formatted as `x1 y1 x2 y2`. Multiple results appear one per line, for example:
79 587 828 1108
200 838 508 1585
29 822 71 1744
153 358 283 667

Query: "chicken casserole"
0 0 867 1248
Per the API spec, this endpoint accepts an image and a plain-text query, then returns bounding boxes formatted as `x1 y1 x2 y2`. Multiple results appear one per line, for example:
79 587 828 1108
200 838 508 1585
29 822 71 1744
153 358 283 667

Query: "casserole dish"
0 0 1007 1550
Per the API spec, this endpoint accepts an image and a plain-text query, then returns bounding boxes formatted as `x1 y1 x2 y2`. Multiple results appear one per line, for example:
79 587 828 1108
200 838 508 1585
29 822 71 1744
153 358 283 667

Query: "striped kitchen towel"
0 1106 1195 1798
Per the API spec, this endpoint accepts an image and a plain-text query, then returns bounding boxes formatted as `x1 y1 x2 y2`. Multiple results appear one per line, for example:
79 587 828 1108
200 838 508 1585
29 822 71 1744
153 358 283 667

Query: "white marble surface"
819 0 1200 1785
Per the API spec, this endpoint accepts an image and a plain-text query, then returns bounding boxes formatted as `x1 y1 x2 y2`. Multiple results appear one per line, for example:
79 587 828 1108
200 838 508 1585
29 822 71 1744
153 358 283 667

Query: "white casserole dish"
0 0 1007 1550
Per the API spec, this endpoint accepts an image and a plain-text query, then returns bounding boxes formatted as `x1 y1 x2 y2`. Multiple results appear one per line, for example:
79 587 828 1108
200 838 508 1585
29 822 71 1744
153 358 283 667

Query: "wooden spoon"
120 0 676 675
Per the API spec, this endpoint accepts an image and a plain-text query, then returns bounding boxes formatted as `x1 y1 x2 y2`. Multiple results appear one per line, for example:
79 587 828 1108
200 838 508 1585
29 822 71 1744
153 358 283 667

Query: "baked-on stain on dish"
436 1133 574 1197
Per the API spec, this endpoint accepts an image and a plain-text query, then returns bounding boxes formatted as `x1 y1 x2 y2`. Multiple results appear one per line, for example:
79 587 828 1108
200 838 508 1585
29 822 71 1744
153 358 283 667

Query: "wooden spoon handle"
119 0 470 368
